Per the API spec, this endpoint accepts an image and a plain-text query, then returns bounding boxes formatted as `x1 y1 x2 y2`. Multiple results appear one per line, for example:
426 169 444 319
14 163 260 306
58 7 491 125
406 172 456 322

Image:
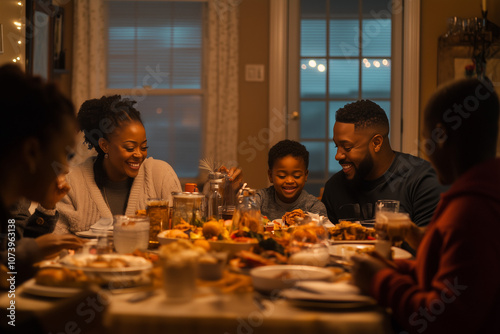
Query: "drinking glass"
375 200 402 258
113 215 150 254
375 199 400 213
161 249 199 302
147 198 169 248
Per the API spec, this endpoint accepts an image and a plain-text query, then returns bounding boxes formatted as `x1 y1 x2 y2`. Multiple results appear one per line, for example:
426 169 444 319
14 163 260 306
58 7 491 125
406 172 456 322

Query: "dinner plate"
281 281 376 309
90 218 113 233
329 239 376 244
59 254 152 274
328 244 412 260
75 230 113 239
22 279 82 298
250 265 334 293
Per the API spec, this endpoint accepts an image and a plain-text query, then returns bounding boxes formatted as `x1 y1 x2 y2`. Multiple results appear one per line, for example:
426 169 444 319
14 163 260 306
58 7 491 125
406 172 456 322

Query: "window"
289 0 394 195
106 0 206 179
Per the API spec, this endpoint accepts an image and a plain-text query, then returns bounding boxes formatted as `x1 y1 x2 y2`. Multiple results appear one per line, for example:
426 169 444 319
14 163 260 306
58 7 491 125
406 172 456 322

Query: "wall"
237 0 271 189
0 1 25 68
419 0 500 142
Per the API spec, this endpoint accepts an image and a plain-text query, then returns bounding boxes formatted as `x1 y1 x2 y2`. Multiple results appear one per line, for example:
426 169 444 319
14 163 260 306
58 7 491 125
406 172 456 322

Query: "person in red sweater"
352 77 500 334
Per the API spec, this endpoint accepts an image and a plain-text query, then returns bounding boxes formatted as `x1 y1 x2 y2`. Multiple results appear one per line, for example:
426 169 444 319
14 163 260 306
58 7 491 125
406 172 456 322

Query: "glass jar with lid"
171 192 205 228
230 185 262 234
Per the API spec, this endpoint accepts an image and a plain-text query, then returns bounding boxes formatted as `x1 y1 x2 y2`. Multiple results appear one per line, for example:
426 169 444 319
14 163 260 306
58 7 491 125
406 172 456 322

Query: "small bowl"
288 246 330 267
250 265 334 293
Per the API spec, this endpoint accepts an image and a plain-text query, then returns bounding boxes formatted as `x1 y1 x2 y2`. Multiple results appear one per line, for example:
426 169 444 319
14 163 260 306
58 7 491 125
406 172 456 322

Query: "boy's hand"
35 234 87 259
40 175 71 210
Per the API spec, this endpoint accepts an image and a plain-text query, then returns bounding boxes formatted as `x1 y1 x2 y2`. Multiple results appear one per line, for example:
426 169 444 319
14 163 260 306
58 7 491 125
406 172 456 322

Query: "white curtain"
205 0 240 167
71 0 106 165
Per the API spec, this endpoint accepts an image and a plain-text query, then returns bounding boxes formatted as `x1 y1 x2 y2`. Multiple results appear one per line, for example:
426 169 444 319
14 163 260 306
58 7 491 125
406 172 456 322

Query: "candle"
482 0 487 12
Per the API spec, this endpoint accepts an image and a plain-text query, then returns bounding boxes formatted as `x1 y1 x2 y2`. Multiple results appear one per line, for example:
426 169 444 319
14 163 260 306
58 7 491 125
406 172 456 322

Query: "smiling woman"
53 95 182 234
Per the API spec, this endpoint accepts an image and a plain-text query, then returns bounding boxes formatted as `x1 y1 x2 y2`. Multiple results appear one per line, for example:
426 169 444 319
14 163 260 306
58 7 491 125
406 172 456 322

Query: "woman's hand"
219 166 243 190
35 234 86 259
351 254 391 295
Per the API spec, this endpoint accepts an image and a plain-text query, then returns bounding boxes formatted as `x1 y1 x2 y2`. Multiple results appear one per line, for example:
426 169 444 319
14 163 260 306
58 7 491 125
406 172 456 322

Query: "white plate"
75 230 113 239
59 254 152 274
250 265 334 293
90 218 113 233
328 244 412 260
22 279 82 298
329 239 376 244
281 281 376 309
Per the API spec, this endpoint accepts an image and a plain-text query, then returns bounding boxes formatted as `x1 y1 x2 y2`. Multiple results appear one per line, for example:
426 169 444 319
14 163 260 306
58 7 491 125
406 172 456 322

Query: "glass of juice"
147 198 169 248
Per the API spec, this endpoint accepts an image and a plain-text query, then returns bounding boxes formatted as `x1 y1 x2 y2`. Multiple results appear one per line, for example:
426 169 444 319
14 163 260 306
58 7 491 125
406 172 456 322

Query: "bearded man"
321 100 447 231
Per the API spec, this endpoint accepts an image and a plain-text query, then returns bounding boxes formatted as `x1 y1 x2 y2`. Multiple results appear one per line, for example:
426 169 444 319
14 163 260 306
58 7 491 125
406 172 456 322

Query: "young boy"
254 140 327 221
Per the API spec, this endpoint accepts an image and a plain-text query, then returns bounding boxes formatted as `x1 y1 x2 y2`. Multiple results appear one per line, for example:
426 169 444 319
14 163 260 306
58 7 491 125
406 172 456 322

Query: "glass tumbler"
113 215 150 254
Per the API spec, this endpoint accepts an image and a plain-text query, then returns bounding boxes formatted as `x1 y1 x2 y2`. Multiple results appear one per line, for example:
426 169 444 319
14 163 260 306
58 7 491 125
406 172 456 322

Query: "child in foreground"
254 140 327 221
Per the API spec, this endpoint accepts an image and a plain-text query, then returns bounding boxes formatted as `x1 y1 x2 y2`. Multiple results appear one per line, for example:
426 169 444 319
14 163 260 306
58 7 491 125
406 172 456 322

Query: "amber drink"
147 198 169 248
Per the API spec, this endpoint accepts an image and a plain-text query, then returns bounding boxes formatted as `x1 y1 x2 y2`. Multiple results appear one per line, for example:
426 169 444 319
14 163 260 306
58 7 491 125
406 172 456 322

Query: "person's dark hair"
336 100 389 134
77 95 143 156
0 64 75 156
424 77 499 157
268 140 309 170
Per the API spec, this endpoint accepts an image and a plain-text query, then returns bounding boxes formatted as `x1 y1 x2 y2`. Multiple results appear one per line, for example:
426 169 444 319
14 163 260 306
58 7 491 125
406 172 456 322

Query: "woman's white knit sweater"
54 156 182 234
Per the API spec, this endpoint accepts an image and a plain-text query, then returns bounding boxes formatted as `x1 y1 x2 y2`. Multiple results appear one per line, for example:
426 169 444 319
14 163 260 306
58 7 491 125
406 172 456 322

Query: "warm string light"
300 58 391 73
13 1 24 63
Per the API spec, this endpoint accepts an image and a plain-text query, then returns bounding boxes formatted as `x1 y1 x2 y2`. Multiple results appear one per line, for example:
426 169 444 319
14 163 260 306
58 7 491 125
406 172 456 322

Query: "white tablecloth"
1 284 394 334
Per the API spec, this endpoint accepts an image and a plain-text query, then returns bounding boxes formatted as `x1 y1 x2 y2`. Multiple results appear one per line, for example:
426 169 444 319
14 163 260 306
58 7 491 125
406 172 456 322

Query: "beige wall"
0 1 26 68
237 0 271 189
419 0 500 140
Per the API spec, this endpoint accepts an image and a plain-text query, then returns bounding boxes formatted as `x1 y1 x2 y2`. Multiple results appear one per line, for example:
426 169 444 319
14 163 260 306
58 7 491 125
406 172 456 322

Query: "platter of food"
59 254 153 274
157 229 192 245
328 220 376 241
208 239 258 254
22 278 83 298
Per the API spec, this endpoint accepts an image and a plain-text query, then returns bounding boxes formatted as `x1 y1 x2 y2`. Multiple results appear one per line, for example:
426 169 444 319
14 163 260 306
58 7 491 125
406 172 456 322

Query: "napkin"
90 218 113 232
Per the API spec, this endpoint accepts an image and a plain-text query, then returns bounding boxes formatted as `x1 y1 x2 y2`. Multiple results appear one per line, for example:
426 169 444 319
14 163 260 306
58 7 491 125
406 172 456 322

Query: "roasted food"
159 229 189 239
203 221 222 240
291 222 328 243
35 268 90 288
282 209 306 226
328 220 376 240
229 250 281 269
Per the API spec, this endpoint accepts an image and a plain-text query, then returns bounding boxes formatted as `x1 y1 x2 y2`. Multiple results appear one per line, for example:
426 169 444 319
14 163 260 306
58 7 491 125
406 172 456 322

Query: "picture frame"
0 24 4 54
26 0 55 80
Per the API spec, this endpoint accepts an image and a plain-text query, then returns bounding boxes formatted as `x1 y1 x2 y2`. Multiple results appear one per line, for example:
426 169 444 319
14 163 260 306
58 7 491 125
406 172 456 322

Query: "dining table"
1 274 395 334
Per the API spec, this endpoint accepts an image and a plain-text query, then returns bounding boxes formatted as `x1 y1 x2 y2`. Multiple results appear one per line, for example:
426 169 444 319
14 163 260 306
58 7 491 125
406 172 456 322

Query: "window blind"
106 1 205 179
